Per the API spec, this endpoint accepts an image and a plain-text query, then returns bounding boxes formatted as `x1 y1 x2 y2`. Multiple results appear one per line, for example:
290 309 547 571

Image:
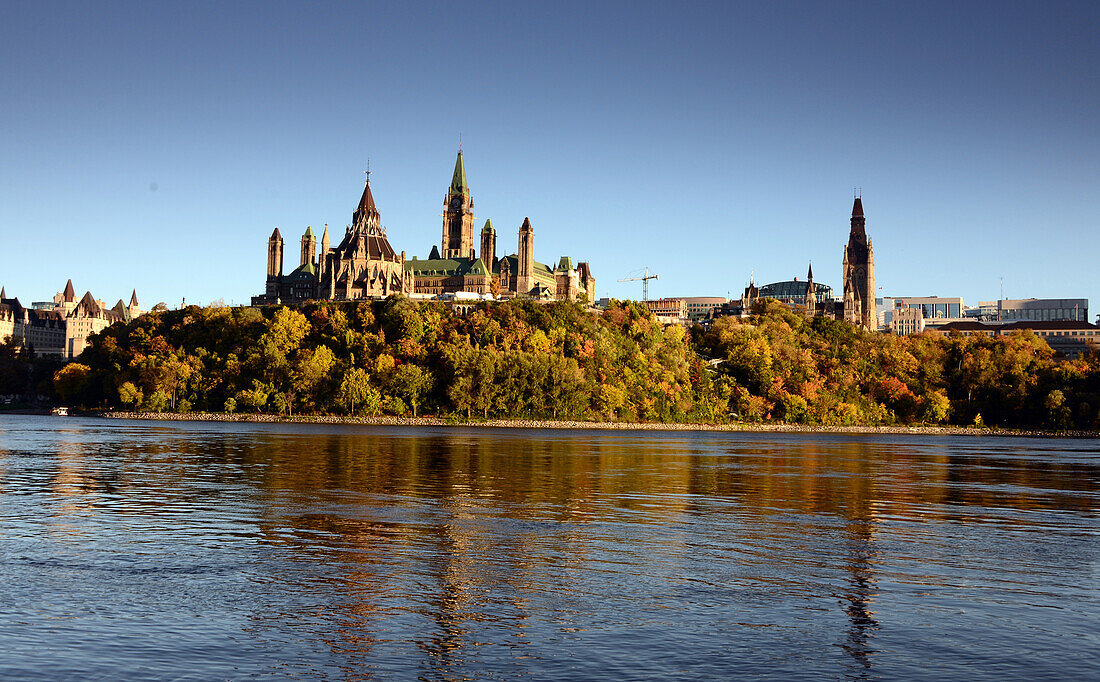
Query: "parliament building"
253 151 595 306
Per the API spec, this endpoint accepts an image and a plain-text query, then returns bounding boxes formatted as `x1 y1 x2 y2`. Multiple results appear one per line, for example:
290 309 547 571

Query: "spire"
807 262 813 280
130 289 139 308
63 279 76 302
520 216 532 231
304 225 314 238
270 227 282 240
849 196 867 241
449 150 469 196
353 179 380 225
482 218 494 233
0 286 5 299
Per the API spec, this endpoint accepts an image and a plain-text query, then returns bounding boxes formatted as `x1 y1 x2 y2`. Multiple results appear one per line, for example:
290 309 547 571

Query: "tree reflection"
8 420 1097 678
840 518 878 677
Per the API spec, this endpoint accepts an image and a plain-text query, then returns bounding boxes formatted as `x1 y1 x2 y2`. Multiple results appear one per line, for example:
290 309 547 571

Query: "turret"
267 228 284 278
319 224 330 278
480 219 496 270
517 217 534 295
301 226 317 267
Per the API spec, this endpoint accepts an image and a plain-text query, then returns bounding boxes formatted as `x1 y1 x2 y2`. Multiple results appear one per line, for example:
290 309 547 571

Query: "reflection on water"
0 416 1097 680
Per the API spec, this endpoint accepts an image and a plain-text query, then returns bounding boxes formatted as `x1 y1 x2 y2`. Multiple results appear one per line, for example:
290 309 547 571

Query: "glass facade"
999 300 1088 322
906 302 960 319
758 280 834 304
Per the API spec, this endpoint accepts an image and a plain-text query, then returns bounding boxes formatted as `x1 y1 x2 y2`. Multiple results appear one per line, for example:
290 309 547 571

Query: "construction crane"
618 266 659 302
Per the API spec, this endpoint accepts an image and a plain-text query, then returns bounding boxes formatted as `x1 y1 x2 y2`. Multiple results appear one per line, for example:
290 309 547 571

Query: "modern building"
644 298 688 324
879 296 966 329
642 297 728 322
758 272 835 306
929 320 1100 359
254 150 596 305
680 297 729 321
978 298 1089 323
736 263 839 320
882 296 964 320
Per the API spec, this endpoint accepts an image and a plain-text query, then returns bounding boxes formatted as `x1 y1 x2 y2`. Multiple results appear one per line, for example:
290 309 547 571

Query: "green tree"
338 367 379 415
391 364 432 417
118 381 142 407
53 363 91 404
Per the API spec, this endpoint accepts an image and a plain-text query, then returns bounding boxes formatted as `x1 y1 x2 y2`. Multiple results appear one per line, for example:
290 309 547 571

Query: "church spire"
130 289 139 308
849 196 867 240
450 150 469 196
807 262 814 280
842 194 875 331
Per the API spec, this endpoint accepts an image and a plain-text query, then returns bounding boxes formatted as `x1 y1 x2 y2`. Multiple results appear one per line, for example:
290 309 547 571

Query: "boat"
51 407 69 416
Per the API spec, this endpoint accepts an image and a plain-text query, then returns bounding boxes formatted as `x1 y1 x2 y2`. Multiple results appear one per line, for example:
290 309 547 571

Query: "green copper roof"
449 150 469 196
469 258 489 276
482 218 494 233
500 254 555 281
556 256 574 272
290 262 318 278
404 258 466 276
404 256 496 278
304 225 314 238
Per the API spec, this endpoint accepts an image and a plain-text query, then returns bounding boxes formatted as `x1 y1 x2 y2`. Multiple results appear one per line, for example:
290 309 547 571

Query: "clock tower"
441 150 475 259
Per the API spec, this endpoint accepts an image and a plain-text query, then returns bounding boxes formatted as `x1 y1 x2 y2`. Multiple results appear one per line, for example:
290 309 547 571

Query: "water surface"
0 415 1097 680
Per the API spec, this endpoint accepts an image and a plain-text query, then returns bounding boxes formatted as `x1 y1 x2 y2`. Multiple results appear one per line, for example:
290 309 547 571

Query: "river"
0 415 1096 680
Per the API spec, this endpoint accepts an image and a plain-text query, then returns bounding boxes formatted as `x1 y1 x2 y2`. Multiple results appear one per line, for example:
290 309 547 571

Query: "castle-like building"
253 151 595 305
1 280 143 358
841 197 876 330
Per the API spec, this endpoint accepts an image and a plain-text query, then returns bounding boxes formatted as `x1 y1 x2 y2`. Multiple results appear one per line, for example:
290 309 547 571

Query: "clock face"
450 196 462 209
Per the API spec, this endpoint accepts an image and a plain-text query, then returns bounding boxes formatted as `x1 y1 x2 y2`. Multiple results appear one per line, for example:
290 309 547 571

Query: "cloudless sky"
2 1 1098 314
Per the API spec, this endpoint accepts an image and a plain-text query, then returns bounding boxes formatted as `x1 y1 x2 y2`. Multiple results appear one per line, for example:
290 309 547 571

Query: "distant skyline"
2 2 1098 314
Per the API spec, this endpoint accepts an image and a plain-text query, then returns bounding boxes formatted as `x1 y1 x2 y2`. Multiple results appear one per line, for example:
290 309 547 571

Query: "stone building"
406 151 596 303
254 150 595 305
1 280 142 359
253 179 409 305
841 197 876 331
890 307 926 335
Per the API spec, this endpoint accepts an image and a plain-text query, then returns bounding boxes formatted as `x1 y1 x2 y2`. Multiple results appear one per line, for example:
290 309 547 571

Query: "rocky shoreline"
95 411 1099 438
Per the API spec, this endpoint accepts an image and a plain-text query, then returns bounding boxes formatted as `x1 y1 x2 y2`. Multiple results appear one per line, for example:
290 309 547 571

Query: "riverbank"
95 411 1100 438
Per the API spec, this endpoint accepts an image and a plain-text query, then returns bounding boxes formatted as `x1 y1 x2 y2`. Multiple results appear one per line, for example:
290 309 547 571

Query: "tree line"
695 300 1100 429
48 298 719 423
6 296 1097 429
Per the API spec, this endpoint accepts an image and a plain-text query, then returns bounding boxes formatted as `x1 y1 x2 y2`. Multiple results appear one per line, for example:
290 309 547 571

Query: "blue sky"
2 1 1097 314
